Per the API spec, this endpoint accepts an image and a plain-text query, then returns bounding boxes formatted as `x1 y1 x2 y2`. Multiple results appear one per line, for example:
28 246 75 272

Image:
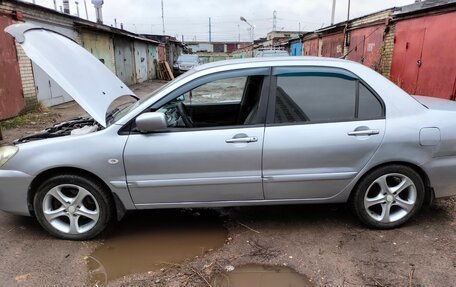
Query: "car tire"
33 174 114 240
350 165 425 229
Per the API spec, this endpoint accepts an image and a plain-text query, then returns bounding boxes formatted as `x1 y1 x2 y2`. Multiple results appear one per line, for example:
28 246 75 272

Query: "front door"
123 69 269 205
263 67 386 200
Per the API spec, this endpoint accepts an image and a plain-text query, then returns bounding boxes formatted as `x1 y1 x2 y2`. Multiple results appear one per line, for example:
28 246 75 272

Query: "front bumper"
0 170 33 216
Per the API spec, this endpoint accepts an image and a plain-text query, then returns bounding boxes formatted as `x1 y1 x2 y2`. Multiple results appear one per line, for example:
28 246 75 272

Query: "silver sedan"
1 24 455 240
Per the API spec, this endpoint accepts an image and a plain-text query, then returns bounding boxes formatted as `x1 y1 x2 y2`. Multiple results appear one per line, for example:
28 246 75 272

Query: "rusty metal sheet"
0 15 24 120
114 37 135 85
320 32 345 58
390 27 424 95
347 24 385 71
391 11 456 99
80 31 116 73
157 45 166 62
147 44 158 80
302 38 319 56
226 43 237 53
134 41 148 83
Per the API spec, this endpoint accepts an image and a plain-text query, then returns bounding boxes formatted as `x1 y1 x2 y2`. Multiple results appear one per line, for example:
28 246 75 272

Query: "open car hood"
5 23 135 127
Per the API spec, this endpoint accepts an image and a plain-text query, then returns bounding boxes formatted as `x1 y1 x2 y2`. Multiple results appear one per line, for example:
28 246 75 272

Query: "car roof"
193 56 349 73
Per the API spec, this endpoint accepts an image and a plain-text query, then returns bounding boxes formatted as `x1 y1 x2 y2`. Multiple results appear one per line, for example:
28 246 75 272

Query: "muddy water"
212 264 315 287
87 210 227 285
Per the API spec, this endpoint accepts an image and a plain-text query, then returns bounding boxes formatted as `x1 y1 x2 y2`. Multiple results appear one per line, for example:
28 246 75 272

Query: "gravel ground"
0 80 454 287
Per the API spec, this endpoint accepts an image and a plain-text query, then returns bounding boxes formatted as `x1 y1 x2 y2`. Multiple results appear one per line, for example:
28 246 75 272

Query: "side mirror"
135 112 167 132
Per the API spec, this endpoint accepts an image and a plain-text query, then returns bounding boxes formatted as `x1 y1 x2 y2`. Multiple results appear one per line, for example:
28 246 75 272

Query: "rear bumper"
421 156 456 198
0 170 32 216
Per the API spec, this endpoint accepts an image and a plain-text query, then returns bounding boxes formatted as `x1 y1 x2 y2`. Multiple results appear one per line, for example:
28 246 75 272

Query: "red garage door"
302 38 319 56
347 24 385 70
390 12 456 99
320 32 345 58
0 15 24 120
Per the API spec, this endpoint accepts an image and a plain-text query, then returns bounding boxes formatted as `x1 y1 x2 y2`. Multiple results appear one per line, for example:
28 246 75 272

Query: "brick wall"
14 41 37 111
349 10 393 28
1 1 76 111
379 24 395 78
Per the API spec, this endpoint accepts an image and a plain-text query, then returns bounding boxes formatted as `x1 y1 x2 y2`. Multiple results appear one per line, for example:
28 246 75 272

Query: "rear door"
263 67 385 200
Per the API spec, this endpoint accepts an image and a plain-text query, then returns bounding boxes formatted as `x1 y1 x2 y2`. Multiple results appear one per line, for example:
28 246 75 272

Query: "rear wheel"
350 165 425 229
33 174 114 240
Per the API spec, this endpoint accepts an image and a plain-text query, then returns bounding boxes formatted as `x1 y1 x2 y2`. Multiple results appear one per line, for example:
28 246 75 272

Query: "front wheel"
350 165 425 229
33 174 114 240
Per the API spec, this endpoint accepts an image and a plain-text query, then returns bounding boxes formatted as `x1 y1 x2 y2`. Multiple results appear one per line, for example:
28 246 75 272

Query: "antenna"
273 10 277 31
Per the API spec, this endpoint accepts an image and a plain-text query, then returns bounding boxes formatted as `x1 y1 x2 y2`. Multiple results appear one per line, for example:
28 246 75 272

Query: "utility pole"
114 18 117 28
347 0 351 21
273 10 277 31
53 0 57 11
84 0 89 19
209 17 212 43
161 0 165 35
75 1 80 17
238 24 240 42
331 0 336 25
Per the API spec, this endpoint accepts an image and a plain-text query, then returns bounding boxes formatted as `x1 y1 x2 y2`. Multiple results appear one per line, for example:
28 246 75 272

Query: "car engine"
14 117 102 144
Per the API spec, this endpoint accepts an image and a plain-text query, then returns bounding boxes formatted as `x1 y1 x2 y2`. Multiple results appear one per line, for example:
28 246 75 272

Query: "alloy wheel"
42 184 100 234
364 173 417 223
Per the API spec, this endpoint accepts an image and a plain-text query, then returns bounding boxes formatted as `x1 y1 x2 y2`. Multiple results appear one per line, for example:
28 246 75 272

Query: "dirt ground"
0 80 455 287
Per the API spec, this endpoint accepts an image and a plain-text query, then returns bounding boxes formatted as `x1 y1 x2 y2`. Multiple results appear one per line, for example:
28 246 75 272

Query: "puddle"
212 264 315 287
86 210 226 285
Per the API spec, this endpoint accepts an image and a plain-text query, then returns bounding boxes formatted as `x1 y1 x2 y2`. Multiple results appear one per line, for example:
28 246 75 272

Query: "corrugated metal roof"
394 0 456 16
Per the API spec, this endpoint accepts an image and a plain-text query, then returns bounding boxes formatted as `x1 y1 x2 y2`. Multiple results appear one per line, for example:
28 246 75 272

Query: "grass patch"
0 103 53 130
0 114 33 129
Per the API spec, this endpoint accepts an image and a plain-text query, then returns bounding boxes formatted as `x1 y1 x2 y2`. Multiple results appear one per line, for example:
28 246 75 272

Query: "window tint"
183 77 247 105
274 75 356 123
358 83 383 119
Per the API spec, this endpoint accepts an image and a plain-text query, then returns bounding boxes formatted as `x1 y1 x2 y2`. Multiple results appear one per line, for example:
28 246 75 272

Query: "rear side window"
358 83 383 119
275 75 356 123
273 69 383 124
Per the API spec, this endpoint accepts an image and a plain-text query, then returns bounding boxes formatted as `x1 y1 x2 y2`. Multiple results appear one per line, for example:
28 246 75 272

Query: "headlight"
0 145 18 167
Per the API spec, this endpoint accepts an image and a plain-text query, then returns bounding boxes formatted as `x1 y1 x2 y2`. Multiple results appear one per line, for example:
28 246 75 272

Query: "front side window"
273 69 383 124
155 75 264 129
183 77 246 105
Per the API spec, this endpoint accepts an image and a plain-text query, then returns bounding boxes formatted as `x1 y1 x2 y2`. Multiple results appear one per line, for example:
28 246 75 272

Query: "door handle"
347 129 379 136
225 136 258 143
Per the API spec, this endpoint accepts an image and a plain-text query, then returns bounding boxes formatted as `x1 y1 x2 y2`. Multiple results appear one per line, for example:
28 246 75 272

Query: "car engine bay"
14 117 102 144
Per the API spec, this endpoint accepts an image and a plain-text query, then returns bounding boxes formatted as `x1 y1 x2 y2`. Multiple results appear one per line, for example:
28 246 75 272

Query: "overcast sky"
25 0 414 42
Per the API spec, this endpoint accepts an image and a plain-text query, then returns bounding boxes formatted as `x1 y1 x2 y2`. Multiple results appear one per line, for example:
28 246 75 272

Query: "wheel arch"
27 167 126 220
350 161 434 205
